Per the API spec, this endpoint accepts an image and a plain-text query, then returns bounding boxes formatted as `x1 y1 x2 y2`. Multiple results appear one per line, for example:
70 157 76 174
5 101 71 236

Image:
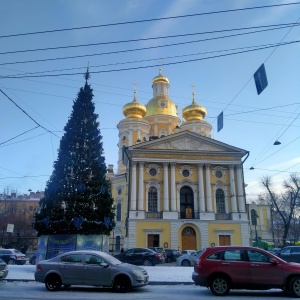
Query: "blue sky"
0 0 299 202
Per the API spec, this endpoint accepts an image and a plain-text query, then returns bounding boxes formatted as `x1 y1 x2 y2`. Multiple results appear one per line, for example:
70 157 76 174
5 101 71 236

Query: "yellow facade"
109 70 251 252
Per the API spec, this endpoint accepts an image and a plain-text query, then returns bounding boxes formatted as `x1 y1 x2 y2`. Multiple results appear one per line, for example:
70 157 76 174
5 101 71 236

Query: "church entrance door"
182 227 196 250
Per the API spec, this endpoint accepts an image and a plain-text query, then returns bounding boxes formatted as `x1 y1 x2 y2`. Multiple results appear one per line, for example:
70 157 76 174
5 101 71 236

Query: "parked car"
114 248 164 266
164 249 181 263
276 246 300 263
0 249 26 265
29 253 37 265
148 247 167 260
35 250 149 292
176 249 204 266
192 245 300 297
0 258 8 280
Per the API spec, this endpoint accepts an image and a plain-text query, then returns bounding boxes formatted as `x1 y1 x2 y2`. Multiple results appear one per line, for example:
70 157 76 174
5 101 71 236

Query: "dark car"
192 245 300 297
164 249 181 263
276 246 300 263
0 249 26 265
148 247 167 260
114 248 164 266
29 253 37 265
35 250 149 292
0 258 8 280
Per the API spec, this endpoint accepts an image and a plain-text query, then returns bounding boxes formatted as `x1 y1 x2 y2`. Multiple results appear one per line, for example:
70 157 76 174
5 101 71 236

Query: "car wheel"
181 259 191 266
31 257 36 265
143 259 152 266
289 276 300 297
113 275 131 293
8 259 15 265
210 276 230 296
45 274 62 291
167 257 172 263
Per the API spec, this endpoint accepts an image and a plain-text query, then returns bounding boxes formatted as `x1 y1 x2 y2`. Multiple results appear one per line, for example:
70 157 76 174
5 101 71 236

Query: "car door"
59 253 83 285
278 247 292 262
83 254 111 286
247 249 284 286
0 250 6 263
290 247 300 263
132 249 147 265
122 249 136 264
220 250 250 288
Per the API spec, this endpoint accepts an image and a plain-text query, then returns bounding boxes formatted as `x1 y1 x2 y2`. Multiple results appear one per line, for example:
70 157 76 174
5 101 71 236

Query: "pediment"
130 131 246 154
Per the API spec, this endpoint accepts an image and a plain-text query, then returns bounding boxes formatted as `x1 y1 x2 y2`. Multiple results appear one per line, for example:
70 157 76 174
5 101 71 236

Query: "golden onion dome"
122 90 147 119
145 96 177 117
152 71 169 85
182 92 207 121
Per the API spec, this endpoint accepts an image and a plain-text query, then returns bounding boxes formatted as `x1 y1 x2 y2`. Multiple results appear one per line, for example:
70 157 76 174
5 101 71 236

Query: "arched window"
180 186 194 219
216 189 225 213
148 187 157 212
116 203 122 221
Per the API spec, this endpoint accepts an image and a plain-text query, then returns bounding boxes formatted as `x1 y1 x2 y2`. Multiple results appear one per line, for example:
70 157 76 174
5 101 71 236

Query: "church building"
108 69 250 252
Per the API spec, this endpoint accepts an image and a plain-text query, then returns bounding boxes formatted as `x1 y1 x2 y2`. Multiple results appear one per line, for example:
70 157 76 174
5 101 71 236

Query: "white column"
229 165 237 212
205 164 212 212
170 163 176 211
236 164 245 212
198 164 205 212
138 162 144 211
131 162 137 210
163 162 169 211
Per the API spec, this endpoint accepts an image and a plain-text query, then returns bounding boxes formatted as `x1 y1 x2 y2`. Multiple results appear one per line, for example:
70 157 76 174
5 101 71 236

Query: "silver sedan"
176 249 205 266
35 250 149 292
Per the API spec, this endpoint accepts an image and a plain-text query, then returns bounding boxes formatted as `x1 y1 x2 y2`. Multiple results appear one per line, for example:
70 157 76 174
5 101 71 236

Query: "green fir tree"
35 71 115 236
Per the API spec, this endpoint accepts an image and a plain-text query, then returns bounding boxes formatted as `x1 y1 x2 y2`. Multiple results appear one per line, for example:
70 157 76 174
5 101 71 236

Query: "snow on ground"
6 265 194 283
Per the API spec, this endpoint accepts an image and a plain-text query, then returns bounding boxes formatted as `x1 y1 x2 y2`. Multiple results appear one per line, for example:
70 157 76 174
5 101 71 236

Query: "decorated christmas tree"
35 70 115 236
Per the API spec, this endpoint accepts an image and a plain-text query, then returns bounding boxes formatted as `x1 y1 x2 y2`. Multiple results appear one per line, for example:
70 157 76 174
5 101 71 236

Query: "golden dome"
145 96 177 117
122 90 147 119
182 92 207 121
152 68 169 85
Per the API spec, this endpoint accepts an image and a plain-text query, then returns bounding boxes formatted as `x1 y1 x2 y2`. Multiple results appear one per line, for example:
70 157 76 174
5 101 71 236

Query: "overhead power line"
1 41 291 78
3 40 299 79
1 2 299 39
0 126 40 146
0 89 59 137
1 22 298 55
1 25 298 67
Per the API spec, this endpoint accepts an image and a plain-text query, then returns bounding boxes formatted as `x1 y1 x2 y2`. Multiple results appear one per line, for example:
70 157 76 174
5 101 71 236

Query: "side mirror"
270 258 278 265
100 262 109 267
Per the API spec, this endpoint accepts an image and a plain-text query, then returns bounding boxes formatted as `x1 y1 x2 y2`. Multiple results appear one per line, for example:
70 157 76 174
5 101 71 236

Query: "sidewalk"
6 264 194 285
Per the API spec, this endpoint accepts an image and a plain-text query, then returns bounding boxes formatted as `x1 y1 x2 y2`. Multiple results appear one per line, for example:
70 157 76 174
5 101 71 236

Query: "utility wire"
0 89 59 137
1 25 298 67
3 40 299 78
1 22 298 55
0 126 40 146
1 2 299 39
0 41 288 78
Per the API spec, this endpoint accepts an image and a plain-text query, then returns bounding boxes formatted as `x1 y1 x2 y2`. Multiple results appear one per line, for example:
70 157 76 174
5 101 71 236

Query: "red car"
192 246 300 297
